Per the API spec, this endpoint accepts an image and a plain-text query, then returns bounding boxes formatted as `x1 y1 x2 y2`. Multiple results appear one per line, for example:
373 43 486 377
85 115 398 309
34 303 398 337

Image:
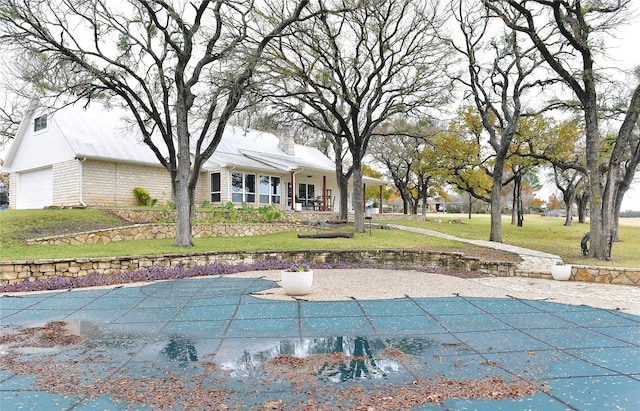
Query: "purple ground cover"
0 261 365 293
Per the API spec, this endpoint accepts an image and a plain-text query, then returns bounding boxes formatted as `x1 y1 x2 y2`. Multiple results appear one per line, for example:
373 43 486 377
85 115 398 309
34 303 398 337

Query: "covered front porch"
287 172 335 212
287 170 387 214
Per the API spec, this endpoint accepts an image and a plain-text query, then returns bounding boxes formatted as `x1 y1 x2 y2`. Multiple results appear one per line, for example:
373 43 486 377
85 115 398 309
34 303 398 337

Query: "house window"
260 175 281 204
34 114 48 132
271 177 281 204
298 183 315 207
231 172 255 203
210 172 221 202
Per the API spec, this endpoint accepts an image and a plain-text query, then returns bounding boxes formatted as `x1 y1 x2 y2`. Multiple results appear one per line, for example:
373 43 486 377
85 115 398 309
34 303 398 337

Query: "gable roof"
205 127 335 173
2 100 336 174
53 103 164 165
2 100 163 172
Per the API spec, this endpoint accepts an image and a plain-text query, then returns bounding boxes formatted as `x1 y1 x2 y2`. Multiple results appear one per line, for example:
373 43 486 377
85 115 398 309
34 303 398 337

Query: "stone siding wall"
82 160 173 206
81 160 209 207
25 223 311 245
0 249 517 284
8 173 16 209
52 160 81 206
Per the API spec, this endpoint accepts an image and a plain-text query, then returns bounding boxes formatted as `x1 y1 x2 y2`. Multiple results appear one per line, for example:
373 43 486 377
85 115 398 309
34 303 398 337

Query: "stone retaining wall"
517 265 640 286
24 223 312 245
0 250 515 284
106 208 326 224
2 250 637 287
572 265 640 286
105 208 429 224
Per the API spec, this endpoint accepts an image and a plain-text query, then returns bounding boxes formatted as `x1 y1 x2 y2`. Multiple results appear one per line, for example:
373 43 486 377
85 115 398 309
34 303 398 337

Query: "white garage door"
16 168 53 209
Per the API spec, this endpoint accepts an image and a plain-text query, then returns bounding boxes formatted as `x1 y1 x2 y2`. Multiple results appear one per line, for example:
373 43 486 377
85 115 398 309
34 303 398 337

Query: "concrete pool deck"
234 269 640 316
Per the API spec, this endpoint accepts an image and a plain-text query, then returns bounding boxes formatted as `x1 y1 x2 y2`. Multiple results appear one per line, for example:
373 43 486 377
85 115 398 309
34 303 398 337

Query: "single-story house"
2 99 386 211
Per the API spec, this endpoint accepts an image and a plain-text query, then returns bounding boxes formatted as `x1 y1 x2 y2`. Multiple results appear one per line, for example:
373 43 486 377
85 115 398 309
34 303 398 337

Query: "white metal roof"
4 100 338 173
53 103 165 165
205 126 336 173
3 100 387 186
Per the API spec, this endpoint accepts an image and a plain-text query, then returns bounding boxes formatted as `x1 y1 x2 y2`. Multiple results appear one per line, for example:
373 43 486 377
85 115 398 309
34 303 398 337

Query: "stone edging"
1 250 637 287
24 223 312 245
516 264 639 286
571 265 640 286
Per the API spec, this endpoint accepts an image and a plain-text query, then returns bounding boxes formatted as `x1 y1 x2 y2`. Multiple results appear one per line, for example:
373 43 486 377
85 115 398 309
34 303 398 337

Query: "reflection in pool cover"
162 336 198 362
218 336 429 382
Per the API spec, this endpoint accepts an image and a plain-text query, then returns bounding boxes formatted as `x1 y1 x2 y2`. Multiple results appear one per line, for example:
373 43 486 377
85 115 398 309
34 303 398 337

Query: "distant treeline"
620 210 640 218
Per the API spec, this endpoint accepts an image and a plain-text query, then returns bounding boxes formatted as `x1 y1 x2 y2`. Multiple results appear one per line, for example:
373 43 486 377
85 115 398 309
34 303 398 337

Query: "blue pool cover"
1 275 639 410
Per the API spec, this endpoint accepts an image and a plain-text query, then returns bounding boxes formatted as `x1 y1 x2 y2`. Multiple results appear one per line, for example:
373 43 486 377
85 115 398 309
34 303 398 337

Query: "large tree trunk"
510 175 520 225
584 100 609 259
514 175 524 227
601 158 619 258
174 101 194 247
411 199 419 215
489 157 506 242
612 191 623 242
563 202 573 226
337 170 349 221
576 191 589 224
421 197 428 218
511 194 517 225
399 188 410 214
352 164 365 233
489 184 502 242
563 190 575 226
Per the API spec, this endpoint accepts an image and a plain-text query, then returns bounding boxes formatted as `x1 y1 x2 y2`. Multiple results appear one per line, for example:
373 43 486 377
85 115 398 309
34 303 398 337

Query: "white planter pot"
281 270 313 295
294 203 302 212
551 264 572 281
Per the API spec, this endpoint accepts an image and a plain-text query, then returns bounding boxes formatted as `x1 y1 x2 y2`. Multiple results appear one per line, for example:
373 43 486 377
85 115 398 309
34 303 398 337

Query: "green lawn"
388 214 640 268
1 209 638 268
0 209 466 260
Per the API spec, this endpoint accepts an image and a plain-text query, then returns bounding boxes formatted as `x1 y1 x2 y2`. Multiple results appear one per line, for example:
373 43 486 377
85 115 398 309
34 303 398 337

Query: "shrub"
133 187 151 206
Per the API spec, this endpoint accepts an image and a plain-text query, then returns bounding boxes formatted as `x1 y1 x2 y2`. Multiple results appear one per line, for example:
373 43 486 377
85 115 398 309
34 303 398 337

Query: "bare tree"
451 0 552 242
0 94 22 148
483 0 640 259
262 0 450 232
0 52 43 149
369 120 428 215
552 166 584 226
0 0 309 246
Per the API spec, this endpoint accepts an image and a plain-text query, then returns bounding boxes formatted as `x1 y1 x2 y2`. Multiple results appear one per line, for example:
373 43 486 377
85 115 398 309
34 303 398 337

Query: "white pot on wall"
551 264 572 281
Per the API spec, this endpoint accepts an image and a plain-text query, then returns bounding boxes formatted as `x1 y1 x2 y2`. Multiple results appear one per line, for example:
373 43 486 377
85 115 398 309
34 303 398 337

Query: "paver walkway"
389 224 562 275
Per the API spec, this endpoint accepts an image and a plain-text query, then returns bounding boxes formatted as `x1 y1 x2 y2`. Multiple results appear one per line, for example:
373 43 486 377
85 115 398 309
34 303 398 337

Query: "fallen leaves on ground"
1 321 549 410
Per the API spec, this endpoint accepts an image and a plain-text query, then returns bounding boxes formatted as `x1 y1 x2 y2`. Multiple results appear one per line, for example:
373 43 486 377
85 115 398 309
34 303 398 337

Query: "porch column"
363 183 366 212
322 175 327 211
290 171 295 211
379 186 383 214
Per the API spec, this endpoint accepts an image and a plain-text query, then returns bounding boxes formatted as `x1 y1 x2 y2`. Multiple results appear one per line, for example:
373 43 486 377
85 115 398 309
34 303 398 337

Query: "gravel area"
232 269 640 316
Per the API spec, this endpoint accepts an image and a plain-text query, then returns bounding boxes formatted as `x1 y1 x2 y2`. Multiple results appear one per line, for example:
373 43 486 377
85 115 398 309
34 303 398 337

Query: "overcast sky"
1 4 639 210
